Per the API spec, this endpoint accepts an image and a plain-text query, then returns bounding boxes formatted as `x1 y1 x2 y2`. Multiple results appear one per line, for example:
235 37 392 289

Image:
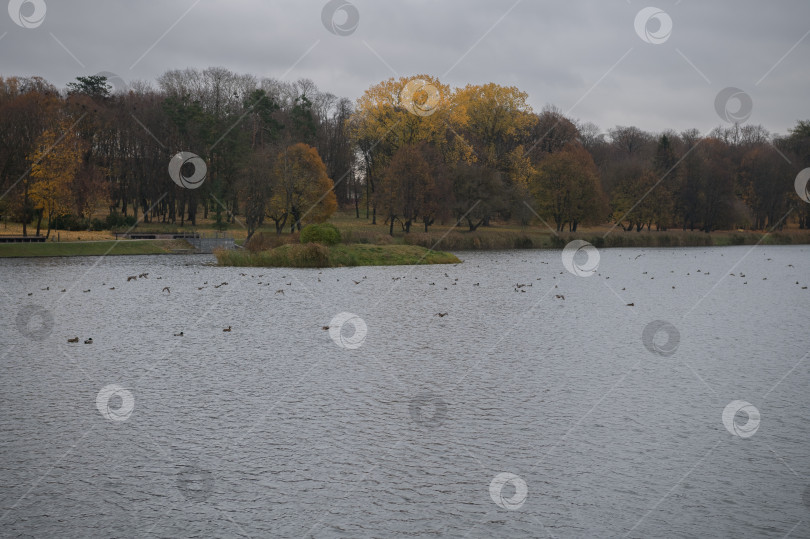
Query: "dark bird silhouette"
84 338 93 344
435 312 448 317
173 332 183 337
127 276 137 281
353 280 361 285
139 272 149 278
41 287 49 291
162 287 170 294
275 289 284 295
223 326 232 332
626 303 634 307
67 337 79 343
634 254 643 260
83 289 90 293
109 287 115 290
27 292 32 296
555 294 565 300
322 326 330 330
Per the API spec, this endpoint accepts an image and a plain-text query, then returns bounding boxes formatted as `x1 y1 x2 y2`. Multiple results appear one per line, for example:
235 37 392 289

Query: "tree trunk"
22 184 28 236
45 209 53 239
424 216 434 232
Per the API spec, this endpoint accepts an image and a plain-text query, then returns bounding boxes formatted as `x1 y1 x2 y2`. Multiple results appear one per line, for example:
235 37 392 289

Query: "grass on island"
215 243 460 268
0 239 192 258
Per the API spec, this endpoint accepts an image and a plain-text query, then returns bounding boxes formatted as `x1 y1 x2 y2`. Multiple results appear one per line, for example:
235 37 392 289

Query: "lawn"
0 239 192 257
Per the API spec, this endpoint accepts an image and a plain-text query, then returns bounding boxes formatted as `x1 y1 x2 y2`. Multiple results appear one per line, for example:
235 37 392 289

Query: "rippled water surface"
2 246 809 538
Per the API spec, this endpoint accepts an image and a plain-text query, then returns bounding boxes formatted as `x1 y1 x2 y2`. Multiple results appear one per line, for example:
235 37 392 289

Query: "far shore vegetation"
1 72 809 263
2 211 810 259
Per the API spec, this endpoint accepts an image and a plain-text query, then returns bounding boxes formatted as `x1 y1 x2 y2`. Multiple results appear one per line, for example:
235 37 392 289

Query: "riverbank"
0 239 193 258
215 243 461 268
3 211 810 258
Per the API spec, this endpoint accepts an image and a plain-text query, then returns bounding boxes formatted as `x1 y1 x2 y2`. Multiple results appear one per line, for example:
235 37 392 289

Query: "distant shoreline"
2 228 809 259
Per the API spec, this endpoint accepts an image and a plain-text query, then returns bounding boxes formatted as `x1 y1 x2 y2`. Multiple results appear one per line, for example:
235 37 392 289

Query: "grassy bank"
0 239 192 258
4 209 810 258
215 243 461 268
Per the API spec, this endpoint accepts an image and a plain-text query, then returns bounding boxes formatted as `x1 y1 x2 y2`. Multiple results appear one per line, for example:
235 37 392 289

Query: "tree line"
0 69 808 239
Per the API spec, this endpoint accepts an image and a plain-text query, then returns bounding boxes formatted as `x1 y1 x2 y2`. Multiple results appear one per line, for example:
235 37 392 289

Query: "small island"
215 223 460 267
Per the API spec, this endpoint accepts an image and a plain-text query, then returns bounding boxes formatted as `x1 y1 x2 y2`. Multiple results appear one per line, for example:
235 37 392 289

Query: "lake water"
1 245 809 538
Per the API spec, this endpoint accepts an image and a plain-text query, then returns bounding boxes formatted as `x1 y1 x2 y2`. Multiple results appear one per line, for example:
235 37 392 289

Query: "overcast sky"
2 0 808 136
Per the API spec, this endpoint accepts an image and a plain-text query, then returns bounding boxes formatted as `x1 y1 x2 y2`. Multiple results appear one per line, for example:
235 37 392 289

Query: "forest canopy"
0 69 808 238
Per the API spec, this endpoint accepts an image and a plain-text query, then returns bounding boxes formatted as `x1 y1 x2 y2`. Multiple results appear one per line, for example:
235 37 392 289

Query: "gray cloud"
2 0 808 135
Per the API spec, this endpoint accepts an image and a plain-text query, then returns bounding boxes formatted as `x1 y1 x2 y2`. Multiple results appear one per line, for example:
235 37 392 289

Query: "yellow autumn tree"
450 83 536 170
29 118 83 238
269 143 336 233
351 75 470 223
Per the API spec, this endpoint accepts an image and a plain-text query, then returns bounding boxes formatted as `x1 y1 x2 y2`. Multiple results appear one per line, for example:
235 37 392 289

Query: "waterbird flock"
13 250 804 346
